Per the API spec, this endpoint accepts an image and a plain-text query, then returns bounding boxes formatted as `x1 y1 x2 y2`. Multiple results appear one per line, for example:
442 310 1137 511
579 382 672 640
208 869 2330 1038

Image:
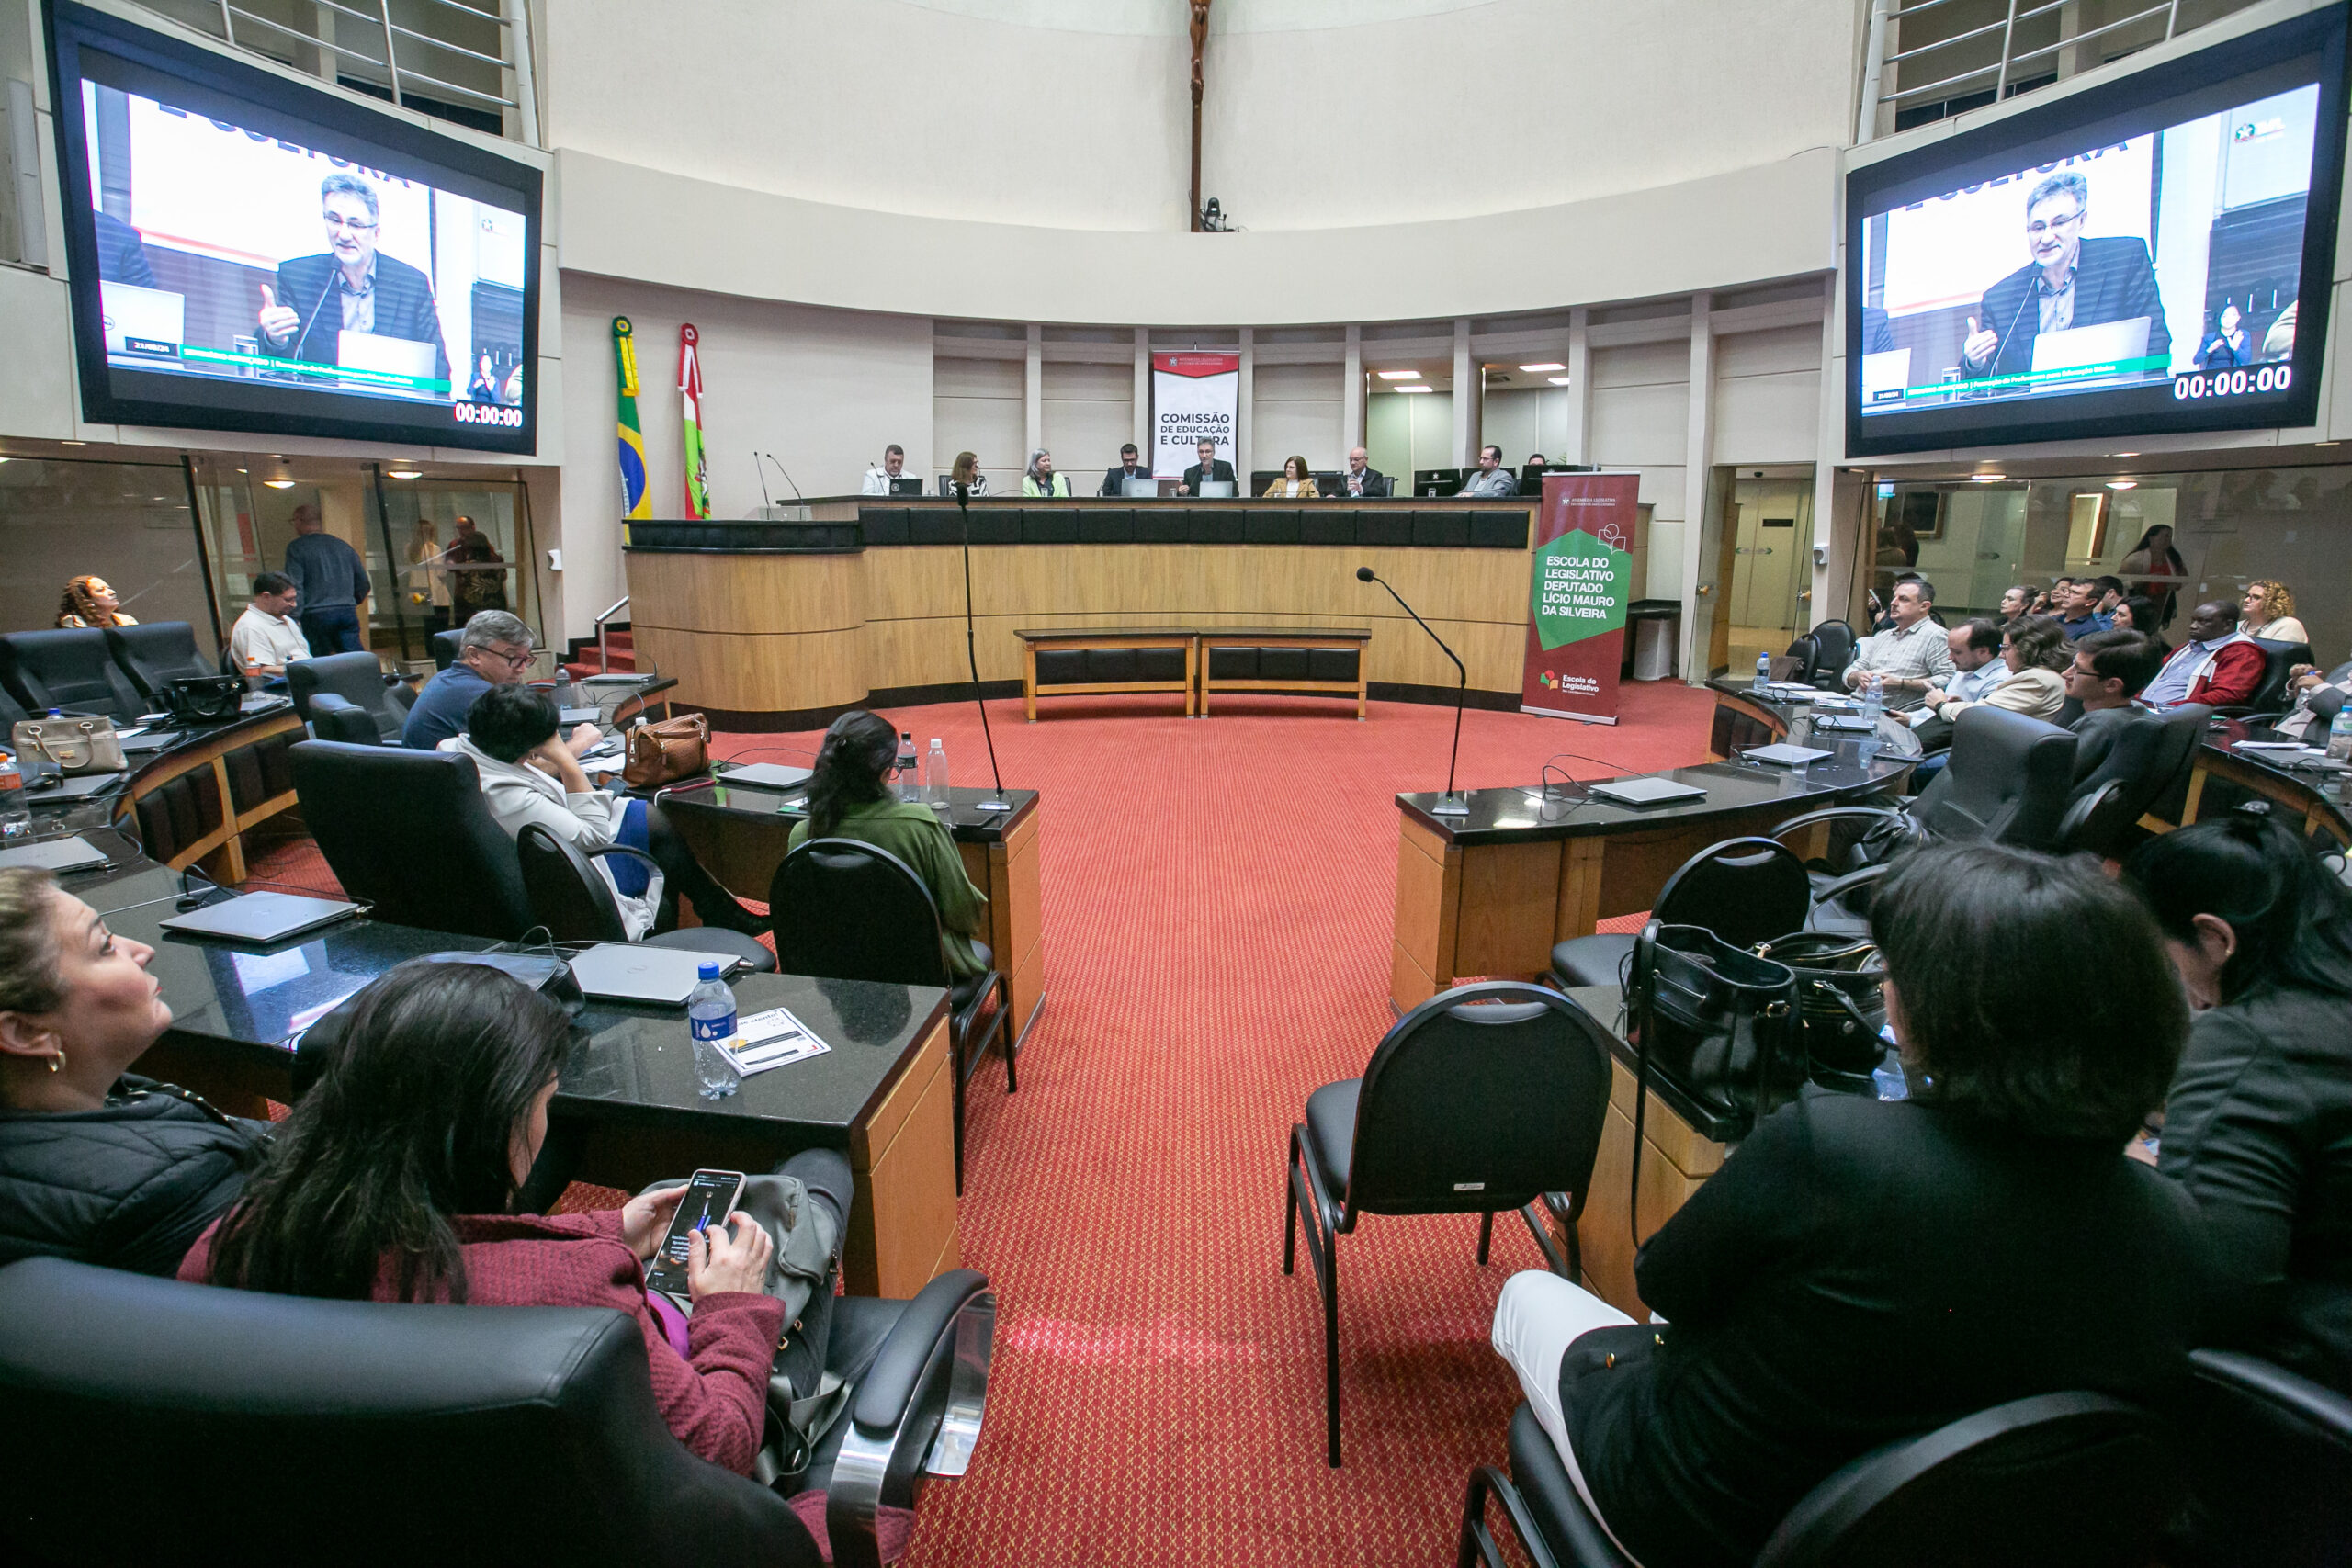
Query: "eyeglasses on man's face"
2024 209 2085 238
322 213 379 231
483 643 533 668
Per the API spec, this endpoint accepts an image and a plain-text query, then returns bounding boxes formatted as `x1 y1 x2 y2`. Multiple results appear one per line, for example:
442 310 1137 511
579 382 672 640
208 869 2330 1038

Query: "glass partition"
368 473 539 669
0 455 214 644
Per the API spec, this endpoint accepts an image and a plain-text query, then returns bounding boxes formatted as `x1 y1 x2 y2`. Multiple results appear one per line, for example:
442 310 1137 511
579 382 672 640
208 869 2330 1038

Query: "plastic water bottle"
1872 1053 1911 1101
687 962 741 1100
896 731 918 797
1859 672 1884 725
0 756 27 843
2329 705 2352 763
1752 651 1771 694
923 738 950 807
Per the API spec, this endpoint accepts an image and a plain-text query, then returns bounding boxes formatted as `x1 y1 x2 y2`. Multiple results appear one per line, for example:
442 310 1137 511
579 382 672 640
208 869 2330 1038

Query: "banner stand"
1521 471 1641 724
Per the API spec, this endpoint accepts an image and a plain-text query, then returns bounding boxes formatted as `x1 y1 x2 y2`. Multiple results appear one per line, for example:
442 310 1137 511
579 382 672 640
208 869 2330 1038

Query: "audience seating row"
0 622 216 723
856 504 1530 550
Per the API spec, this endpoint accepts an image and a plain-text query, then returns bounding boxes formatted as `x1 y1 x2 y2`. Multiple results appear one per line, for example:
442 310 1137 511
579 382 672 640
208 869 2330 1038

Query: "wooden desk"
1389 753 1911 1013
655 778 1049 1052
118 704 305 883
2178 722 2352 846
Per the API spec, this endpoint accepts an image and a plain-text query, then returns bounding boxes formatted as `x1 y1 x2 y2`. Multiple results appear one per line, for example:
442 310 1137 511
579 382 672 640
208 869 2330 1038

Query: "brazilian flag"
613 316 651 528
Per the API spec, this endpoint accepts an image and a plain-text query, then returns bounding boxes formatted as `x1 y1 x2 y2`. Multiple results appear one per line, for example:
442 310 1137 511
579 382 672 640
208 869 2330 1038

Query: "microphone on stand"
956 481 1012 812
1359 564 1470 815
753 451 773 513
762 453 806 510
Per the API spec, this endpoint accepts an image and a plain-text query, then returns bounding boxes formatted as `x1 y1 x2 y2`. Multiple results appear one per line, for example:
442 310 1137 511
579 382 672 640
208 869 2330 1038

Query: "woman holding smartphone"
181 962 842 1474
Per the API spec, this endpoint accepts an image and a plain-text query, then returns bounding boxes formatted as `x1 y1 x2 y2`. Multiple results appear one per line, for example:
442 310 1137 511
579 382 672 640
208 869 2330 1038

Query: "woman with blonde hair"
2240 580 2308 644
1261 456 1318 499
54 575 136 628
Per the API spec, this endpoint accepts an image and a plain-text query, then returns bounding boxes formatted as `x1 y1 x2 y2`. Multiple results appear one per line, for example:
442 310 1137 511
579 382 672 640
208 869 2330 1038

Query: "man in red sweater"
2142 599 2267 710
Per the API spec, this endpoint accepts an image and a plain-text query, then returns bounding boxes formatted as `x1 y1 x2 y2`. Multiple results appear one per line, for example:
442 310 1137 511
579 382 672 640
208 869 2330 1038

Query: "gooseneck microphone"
753 450 773 513
955 482 1011 811
1359 565 1470 815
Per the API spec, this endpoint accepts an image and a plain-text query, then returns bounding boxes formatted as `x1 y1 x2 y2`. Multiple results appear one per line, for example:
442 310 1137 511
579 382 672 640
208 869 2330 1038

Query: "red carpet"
249 682 1718 1565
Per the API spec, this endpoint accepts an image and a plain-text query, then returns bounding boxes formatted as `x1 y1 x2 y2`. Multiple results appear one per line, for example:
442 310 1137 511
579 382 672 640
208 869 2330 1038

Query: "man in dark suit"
91 208 155 287
1174 437 1235 496
1961 169 2169 379
1101 443 1149 495
256 173 450 391
1334 446 1391 498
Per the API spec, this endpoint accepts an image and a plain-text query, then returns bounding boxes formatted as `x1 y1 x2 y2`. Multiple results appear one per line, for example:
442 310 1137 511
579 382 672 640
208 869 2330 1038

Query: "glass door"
368 472 537 668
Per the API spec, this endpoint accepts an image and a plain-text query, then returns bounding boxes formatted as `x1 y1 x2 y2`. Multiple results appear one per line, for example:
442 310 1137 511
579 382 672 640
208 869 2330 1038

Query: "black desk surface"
1397 751 1912 847
659 777 1039 846
2200 717 2352 839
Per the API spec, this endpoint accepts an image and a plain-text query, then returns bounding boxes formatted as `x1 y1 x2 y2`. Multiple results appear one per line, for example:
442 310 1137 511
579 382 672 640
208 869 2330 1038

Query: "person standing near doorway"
406 519 454 637
446 514 510 620
280 504 371 656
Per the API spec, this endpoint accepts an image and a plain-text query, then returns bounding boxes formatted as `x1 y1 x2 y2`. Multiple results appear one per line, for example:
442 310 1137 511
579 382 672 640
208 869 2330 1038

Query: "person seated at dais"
1261 455 1318 499
0 869 266 1275
786 710 989 979
1020 448 1070 498
2128 810 2352 1396
1489 843 2203 1568
1458 444 1517 499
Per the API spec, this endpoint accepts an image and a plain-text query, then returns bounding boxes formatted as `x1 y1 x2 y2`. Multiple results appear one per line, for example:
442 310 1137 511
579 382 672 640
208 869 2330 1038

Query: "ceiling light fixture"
1970 473 2006 482
1375 369 1420 380
1395 384 1434 394
60 440 84 446
2113 451 2140 457
387 469 423 479
263 479 297 490
1547 376 1572 386
2106 479 2137 490
1520 362 1566 373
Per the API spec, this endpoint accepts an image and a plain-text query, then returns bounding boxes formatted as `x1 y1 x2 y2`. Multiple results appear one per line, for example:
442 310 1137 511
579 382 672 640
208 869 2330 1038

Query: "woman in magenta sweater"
180 963 782 1472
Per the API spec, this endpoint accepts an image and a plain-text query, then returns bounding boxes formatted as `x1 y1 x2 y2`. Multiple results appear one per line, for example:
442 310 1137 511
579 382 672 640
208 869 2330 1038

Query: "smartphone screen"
643 1168 746 1295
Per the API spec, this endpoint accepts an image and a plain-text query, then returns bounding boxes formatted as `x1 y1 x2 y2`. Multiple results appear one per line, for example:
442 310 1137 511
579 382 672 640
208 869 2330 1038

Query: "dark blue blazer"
1967 235 2170 378
92 209 155 288
266 251 450 386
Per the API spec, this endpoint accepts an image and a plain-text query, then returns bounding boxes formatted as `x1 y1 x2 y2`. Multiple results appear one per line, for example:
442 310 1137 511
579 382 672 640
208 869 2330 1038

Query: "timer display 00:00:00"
2173 364 2292 400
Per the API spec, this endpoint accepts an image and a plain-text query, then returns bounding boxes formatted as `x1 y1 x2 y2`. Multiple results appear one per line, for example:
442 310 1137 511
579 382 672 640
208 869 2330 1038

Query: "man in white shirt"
227 572 311 678
860 444 910 495
1842 578 1956 700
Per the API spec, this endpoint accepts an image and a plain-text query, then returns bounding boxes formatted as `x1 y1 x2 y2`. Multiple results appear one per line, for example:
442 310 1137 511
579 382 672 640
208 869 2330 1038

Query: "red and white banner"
1521 472 1641 724
1150 353 1238 478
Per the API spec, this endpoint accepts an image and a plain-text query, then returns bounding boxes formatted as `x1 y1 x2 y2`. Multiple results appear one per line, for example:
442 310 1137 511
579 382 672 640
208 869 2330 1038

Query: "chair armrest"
1770 805 1909 842
1810 863 1891 908
2056 780 2124 854
2228 710 2286 726
582 843 662 877
309 692 362 715
850 1269 991 1437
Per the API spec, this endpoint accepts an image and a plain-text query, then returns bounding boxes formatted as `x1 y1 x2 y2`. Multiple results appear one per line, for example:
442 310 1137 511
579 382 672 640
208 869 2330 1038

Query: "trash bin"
1632 608 1679 681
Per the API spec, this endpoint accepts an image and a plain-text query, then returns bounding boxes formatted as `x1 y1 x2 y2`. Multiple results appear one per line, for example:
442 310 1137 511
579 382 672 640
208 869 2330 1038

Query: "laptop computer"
566 942 746 1005
1196 479 1238 498
1743 742 1832 767
558 706 603 727
1861 347 1912 405
100 280 186 361
1122 477 1161 499
159 891 361 943
2030 317 2152 378
718 762 812 791
0 836 109 873
888 476 923 496
1588 776 1707 807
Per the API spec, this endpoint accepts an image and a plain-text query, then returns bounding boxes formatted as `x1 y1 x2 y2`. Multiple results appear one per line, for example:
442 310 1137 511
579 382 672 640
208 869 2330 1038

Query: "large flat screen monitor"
47 1 543 454
1847 5 2348 457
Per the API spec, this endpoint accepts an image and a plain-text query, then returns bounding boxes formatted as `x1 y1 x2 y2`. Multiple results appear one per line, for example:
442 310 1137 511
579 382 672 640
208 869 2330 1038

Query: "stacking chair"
103 622 215 705
0 627 144 719
291 739 536 940
1460 1391 2176 1568
288 651 413 744
1550 836 1811 990
2175 1348 2352 1568
515 821 774 972
1285 982 1613 1467
770 839 1012 1193
0 1254 995 1568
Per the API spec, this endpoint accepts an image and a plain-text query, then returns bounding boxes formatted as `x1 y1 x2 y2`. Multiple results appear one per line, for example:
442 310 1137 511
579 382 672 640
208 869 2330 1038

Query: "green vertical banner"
678 322 711 519
1522 471 1639 724
613 316 651 530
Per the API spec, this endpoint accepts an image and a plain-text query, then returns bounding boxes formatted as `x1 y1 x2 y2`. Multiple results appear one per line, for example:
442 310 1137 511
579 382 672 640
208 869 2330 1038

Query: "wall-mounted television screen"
1847 4 2348 457
47 1 542 454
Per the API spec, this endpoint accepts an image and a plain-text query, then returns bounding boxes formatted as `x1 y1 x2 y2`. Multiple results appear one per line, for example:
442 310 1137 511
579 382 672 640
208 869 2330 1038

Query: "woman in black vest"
0 868 266 1274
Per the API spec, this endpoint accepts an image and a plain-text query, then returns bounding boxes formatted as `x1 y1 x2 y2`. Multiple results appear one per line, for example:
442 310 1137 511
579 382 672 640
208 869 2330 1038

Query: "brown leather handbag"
622 713 708 788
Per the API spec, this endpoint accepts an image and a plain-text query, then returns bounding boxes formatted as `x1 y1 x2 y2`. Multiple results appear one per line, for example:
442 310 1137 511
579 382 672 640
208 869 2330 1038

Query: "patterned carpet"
248 682 1718 1566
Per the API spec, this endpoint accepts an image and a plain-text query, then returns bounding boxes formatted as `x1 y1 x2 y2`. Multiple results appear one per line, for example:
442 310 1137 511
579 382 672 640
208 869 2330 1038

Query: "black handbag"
1626 921 1800 1241
1756 931 1888 1090
164 675 244 725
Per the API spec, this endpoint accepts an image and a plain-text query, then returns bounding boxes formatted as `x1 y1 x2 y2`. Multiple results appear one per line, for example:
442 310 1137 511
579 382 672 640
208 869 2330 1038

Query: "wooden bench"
1013 626 1371 721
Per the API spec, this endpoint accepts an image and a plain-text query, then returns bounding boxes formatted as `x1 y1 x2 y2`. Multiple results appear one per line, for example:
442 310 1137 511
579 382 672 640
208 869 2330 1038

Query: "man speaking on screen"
257 173 451 396
1959 169 2169 380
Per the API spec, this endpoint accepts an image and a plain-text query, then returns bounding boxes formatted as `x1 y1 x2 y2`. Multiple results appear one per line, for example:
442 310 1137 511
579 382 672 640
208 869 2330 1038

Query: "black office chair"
433 628 465 669
1550 837 1811 990
0 1254 995 1568
0 628 144 719
770 839 1012 1194
291 739 536 941
102 622 214 705
515 822 774 972
288 651 412 744
1807 620 1858 683
1462 1389 2176 1568
1285 982 1613 1467
1776 706 2078 927
2174 1348 2352 1568
2054 703 2208 859
2220 637 2315 719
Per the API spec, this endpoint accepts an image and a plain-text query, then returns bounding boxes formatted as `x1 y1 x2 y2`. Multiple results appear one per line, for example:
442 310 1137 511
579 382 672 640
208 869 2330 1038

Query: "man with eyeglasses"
1959 168 2168 380
258 172 451 394
401 609 598 753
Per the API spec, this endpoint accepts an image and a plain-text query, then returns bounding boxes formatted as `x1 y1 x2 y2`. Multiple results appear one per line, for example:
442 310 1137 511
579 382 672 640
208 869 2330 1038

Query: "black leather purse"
164 675 244 725
1756 931 1887 1090
1625 921 1801 1241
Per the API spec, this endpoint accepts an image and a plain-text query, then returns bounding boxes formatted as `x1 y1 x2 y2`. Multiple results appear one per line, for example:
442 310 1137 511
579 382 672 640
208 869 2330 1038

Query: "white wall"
1589 338 1691 598
1251 361 1343 472
557 272 933 640
1713 323 1822 464
1040 359 1133 487
933 356 1023 494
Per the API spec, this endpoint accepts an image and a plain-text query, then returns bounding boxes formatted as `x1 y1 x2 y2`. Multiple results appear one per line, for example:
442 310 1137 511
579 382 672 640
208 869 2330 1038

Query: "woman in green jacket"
786 710 990 977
